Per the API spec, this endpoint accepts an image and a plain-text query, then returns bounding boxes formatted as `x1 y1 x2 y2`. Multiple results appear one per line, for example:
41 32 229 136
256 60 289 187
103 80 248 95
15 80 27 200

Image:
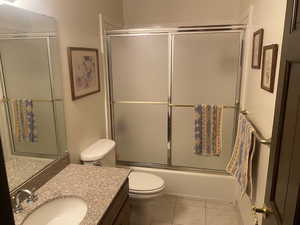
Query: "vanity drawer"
99 179 129 225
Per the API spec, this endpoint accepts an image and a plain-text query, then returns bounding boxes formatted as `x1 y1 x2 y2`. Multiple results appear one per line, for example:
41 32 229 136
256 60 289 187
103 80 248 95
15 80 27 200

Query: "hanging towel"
10 99 38 143
194 104 223 156
226 113 256 198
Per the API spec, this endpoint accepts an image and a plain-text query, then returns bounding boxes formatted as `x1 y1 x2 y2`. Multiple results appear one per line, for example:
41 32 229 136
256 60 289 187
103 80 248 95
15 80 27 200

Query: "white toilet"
80 139 165 199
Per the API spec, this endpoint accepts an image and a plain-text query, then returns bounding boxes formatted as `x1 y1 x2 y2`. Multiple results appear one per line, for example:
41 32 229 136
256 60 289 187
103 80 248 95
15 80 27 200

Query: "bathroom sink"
22 197 88 225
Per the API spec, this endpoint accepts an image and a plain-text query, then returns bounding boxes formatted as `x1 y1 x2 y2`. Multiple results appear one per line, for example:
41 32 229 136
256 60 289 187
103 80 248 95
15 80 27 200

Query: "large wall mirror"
0 4 67 192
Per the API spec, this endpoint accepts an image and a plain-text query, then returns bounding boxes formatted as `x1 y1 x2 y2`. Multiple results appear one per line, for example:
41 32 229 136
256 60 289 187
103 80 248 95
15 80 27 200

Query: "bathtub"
130 166 238 202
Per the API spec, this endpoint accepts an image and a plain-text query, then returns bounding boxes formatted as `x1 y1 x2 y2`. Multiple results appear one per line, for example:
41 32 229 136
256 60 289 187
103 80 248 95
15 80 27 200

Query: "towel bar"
0 98 63 103
113 101 237 109
170 104 236 109
240 110 271 145
113 101 168 105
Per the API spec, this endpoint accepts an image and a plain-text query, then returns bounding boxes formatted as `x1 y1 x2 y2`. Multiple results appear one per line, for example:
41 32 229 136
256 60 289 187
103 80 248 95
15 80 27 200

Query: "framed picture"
68 47 101 100
252 29 264 69
261 44 278 93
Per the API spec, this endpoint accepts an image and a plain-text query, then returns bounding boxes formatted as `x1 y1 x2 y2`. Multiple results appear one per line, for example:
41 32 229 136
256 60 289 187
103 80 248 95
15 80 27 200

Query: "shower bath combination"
106 25 244 174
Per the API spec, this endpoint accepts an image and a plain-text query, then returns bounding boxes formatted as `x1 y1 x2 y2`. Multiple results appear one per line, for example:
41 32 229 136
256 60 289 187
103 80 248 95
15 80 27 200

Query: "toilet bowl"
129 171 165 199
80 139 165 199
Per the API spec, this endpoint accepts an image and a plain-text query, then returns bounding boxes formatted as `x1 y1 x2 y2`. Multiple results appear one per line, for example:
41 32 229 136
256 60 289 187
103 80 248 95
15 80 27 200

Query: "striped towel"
10 99 38 143
226 113 256 198
194 104 223 156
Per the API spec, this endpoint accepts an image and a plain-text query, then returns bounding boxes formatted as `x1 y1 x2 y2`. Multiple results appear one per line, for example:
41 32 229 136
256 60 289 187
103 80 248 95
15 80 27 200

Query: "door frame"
264 0 296 223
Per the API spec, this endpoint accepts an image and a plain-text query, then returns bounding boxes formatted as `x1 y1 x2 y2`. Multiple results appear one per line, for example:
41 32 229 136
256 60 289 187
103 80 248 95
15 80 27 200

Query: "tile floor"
130 195 241 225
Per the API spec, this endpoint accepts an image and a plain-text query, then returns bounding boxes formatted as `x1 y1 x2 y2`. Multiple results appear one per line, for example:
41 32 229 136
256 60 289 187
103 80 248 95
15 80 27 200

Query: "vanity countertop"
6 156 53 191
14 164 130 225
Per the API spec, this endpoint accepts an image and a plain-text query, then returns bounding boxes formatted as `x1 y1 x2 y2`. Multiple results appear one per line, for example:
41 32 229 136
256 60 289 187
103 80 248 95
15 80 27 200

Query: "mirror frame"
0 138 15 225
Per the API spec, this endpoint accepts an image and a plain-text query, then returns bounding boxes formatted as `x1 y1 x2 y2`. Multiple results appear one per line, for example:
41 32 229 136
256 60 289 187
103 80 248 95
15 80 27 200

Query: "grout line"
204 200 207 225
171 196 178 225
204 207 207 225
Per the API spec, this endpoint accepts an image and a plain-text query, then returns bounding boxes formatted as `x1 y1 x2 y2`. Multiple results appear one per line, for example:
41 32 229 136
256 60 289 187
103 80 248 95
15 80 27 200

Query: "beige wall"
9 0 123 162
239 0 252 16
238 0 287 224
123 0 240 27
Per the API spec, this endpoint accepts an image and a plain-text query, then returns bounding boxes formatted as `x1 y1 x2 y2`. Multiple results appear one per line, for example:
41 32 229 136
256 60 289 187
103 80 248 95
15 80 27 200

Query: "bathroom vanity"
100 178 130 225
13 164 131 225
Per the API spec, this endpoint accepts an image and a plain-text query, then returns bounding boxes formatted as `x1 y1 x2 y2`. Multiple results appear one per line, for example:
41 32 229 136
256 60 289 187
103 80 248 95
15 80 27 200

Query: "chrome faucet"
12 189 38 214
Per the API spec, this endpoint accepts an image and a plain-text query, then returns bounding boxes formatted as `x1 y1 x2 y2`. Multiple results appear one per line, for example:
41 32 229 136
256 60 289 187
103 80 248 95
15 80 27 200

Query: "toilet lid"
129 172 165 194
80 139 116 162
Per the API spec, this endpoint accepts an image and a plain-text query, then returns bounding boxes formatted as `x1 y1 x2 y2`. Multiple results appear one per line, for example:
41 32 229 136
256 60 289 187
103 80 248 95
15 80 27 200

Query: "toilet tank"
80 139 116 167
98 149 116 167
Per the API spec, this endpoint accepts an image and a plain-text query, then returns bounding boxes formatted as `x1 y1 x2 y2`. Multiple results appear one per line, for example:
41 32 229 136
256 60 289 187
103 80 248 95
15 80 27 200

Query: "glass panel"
171 32 240 170
8 102 58 156
171 108 235 170
172 32 240 105
109 31 241 171
0 38 60 157
110 35 169 102
114 103 168 164
0 39 52 99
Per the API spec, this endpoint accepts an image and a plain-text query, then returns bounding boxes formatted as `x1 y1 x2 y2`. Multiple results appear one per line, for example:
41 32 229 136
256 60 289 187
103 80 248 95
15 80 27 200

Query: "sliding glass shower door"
108 30 242 171
171 32 241 170
0 38 61 157
109 35 169 164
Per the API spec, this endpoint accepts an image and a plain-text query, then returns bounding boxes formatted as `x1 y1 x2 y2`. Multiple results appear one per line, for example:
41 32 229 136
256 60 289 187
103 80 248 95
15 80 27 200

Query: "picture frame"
68 47 101 100
261 44 278 93
252 29 264 69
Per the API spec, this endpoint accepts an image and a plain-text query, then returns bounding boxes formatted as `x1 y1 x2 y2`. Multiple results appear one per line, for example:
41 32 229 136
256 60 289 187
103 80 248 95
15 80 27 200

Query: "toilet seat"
129 172 165 196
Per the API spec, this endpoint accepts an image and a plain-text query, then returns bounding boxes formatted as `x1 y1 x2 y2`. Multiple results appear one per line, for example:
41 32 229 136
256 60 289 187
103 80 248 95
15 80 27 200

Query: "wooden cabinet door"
113 200 130 225
99 179 129 225
263 0 300 224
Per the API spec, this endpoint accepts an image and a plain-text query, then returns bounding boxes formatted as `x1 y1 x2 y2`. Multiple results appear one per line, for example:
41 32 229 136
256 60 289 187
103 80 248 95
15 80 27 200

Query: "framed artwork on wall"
252 29 264 69
261 44 278 93
68 47 101 100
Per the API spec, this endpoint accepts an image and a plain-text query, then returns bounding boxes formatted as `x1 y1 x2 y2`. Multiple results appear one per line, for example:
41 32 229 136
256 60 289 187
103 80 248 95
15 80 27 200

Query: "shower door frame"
0 33 62 159
106 25 246 174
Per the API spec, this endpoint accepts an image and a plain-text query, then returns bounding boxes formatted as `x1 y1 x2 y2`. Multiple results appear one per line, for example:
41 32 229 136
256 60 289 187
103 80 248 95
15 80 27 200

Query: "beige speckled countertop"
14 164 130 225
6 156 53 191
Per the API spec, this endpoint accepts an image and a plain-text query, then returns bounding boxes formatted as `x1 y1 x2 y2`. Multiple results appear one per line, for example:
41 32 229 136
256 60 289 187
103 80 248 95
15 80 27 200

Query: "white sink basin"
22 197 87 225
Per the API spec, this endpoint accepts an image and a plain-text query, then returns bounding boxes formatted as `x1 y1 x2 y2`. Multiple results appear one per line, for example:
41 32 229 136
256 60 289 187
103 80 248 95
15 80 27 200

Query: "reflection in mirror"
0 5 67 191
